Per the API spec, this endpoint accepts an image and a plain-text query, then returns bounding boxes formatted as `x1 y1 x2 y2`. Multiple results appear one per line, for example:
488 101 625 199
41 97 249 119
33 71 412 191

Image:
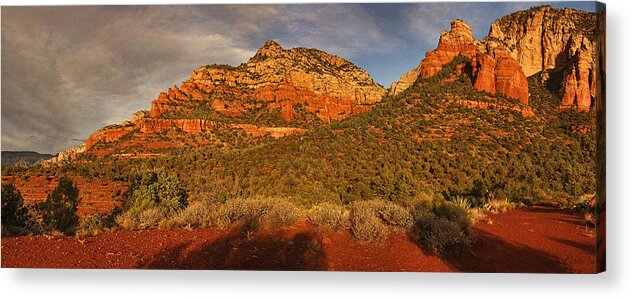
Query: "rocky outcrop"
488 5 596 111
46 145 86 164
390 20 529 106
232 124 307 138
82 117 307 151
150 40 386 123
85 124 136 149
136 119 216 134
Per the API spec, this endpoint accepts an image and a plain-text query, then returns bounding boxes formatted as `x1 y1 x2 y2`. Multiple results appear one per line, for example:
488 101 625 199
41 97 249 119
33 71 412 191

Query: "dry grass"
217 197 304 230
584 212 596 226
76 215 108 237
484 198 520 214
350 204 390 243
307 202 349 231
350 200 412 243
161 200 218 229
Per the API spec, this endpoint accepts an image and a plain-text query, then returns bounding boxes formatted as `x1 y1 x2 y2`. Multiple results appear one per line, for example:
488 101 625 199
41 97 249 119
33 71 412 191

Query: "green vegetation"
36 178 80 235
1 182 31 234
115 169 188 229
5 55 596 255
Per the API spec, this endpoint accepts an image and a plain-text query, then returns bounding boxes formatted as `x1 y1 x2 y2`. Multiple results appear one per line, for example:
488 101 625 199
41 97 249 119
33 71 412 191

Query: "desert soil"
1 206 596 273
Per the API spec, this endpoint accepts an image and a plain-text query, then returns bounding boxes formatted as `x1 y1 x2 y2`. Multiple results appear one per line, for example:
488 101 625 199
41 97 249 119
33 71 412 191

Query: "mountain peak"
439 19 473 47
261 39 282 49
255 40 284 58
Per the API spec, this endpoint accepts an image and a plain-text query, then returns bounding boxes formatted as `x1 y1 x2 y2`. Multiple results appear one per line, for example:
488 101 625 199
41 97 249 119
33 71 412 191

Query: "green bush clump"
36 177 80 235
413 206 471 255
1 182 32 235
116 169 188 230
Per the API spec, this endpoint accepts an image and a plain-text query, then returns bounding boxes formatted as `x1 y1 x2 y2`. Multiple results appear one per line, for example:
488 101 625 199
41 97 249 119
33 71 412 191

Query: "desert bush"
350 204 389 243
375 201 413 229
77 214 108 236
165 200 218 229
308 202 349 231
413 207 471 255
349 200 412 242
450 196 471 210
217 197 303 230
584 211 596 226
484 198 518 214
434 200 472 233
36 177 80 235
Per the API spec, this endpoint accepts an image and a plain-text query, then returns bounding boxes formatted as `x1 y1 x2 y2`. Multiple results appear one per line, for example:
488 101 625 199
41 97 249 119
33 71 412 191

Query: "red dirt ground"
0 206 596 272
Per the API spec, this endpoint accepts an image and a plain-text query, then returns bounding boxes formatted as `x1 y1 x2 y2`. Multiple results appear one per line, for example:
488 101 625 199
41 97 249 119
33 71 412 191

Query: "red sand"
0 206 596 272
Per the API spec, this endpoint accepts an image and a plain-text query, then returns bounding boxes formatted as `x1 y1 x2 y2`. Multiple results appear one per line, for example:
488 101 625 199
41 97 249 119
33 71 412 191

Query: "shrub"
349 200 411 242
434 201 472 233
450 196 471 210
308 202 349 231
36 177 80 235
217 197 303 230
77 214 108 236
117 169 188 230
484 198 517 214
350 205 389 243
165 200 218 229
413 207 471 255
1 182 29 231
375 201 413 229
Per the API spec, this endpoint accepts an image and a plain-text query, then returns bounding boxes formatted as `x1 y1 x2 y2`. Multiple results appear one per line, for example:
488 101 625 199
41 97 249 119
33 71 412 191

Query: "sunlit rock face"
150 40 386 123
390 20 529 106
489 5 596 111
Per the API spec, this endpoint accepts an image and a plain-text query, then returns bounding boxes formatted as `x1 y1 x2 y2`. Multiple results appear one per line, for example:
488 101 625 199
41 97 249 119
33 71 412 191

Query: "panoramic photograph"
1 1 605 272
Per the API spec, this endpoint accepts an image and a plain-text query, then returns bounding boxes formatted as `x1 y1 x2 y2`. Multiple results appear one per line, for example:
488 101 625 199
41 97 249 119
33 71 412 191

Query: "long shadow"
549 236 596 255
525 206 591 227
444 231 571 273
139 229 327 270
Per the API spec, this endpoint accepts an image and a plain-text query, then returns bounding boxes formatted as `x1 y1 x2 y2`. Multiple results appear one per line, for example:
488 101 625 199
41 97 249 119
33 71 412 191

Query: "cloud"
276 4 401 59
1 6 257 153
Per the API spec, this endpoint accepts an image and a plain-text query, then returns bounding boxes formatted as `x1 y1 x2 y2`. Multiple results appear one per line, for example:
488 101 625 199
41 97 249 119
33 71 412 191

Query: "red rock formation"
149 40 386 123
488 6 597 111
559 37 595 111
420 20 477 78
85 125 136 149
390 20 529 106
232 124 307 138
136 119 216 134
484 46 530 105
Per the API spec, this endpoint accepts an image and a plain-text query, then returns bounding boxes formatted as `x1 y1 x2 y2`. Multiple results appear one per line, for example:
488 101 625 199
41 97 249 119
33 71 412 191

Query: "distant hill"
1 151 54 167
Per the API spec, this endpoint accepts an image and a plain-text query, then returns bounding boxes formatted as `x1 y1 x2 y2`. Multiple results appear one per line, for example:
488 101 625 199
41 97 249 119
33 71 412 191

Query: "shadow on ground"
445 230 571 273
139 228 327 270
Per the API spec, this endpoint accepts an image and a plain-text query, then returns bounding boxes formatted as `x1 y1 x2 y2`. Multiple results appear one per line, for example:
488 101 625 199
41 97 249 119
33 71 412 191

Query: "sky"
1 1 598 154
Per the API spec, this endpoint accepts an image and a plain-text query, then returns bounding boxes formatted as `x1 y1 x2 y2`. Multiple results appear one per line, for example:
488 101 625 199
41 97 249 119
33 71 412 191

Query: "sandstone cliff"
390 20 529 106
488 5 596 111
60 41 387 158
151 40 385 123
